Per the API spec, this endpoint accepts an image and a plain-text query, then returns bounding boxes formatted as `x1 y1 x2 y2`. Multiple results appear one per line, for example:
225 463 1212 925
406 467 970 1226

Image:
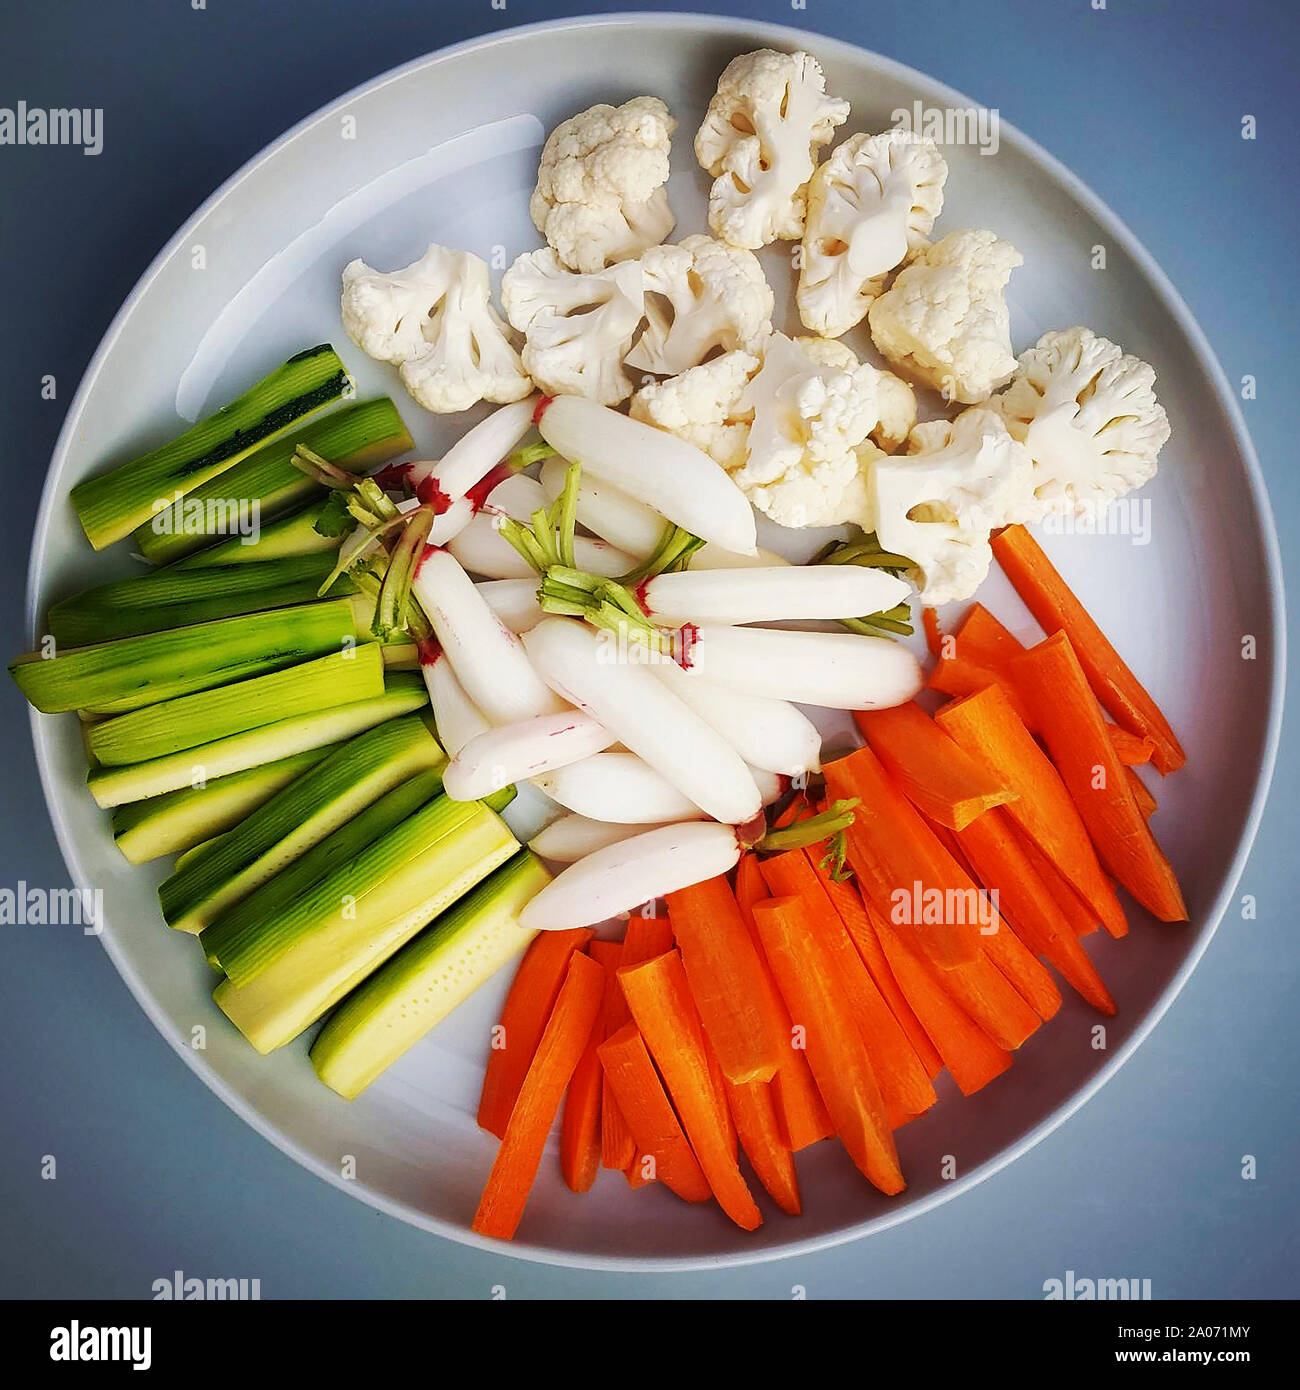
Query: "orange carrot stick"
856 700 1018 830
823 746 981 969
992 524 1185 773
722 1078 801 1215
477 927 594 1138
871 912 1013 1095
622 912 674 962
811 860 944 1079
589 940 636 1172
560 967 605 1193
619 951 762 1230
758 851 936 1126
921 606 943 658
752 896 905 1195
928 604 1037 730
597 1022 712 1203
934 684 1128 938
980 910 1062 1023
1127 767 1157 820
954 808 1115 1014
1018 834 1104 937
1109 724 1157 767
667 875 787 1084
955 602 1027 666
473 952 605 1240
1012 633 1187 922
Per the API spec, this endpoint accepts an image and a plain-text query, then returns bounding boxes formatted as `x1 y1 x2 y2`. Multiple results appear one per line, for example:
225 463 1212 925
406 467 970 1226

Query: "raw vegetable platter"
24 15 1281 1266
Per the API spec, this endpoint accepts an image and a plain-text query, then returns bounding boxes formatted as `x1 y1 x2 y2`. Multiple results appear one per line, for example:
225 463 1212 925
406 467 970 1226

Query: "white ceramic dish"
26 15 1284 1269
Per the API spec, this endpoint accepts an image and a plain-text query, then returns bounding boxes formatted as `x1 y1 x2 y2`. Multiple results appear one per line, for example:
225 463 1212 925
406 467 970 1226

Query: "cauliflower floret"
732 334 881 528
798 130 948 339
694 49 850 249
991 326 1171 520
625 235 774 375
529 97 677 274
630 350 760 472
868 229 1022 404
340 244 531 414
869 407 1036 604
796 335 917 452
501 248 644 405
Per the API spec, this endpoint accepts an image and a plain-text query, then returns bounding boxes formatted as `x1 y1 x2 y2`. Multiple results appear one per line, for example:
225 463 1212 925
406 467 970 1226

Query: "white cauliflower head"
629 349 760 473
796 335 917 452
501 248 644 405
992 326 1171 520
798 130 948 339
694 49 850 249
625 234 774 375
340 244 531 414
529 96 677 274
869 407 1036 604
867 228 1023 404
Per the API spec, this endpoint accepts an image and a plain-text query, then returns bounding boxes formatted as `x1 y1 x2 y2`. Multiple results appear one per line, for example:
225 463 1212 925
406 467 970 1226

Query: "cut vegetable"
476 579 545 634
443 711 617 803
640 566 908 628
533 751 705 825
529 814 680 864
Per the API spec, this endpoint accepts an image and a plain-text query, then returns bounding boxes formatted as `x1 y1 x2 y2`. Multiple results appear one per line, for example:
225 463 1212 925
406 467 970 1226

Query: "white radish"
422 654 490 758
679 624 924 710
540 456 665 558
479 471 548 519
413 549 563 724
449 511 632 580
476 579 543 633
520 822 744 931
692 541 791 569
407 397 537 498
651 660 821 777
442 711 616 802
396 492 476 546
639 565 908 627
522 617 762 826
534 751 705 824
529 814 683 863
534 396 758 555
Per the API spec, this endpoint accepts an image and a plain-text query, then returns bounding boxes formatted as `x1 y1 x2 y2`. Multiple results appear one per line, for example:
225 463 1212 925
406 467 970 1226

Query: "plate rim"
25 10 1287 1273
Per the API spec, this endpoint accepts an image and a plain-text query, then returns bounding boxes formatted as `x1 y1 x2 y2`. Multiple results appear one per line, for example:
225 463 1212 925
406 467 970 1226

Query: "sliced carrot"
1012 633 1187 922
980 912 1062 1022
667 875 786 1084
811 860 944 1079
477 926 594 1138
473 952 605 1240
758 850 936 1126
1127 767 1157 820
1109 724 1157 767
928 603 1038 730
733 856 834 1151
956 602 1027 667
921 606 943 658
856 700 1017 830
823 746 981 969
589 940 636 1172
954 808 1115 1014
619 951 762 1230
752 896 905 1195
871 912 1013 1095
559 967 605 1193
622 912 674 962
722 1078 801 1215
934 685 1128 939
597 1022 711 1203
932 941 1044 1049
1018 834 1104 937
992 524 1185 773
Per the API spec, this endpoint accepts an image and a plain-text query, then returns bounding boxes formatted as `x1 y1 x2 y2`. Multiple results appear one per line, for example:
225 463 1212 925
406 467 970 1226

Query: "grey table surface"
0 0 1295 1299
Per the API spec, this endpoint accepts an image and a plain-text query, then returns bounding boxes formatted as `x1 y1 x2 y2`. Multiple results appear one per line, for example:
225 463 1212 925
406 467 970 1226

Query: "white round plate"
27 14 1284 1269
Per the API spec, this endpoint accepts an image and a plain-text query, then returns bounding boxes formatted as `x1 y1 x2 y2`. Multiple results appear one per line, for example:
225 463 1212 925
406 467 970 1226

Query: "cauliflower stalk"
993 326 1171 520
530 96 677 274
625 234 774 375
869 408 1035 605
798 130 948 338
340 244 531 414
694 49 850 249
501 248 644 405
868 228 1022 404
630 350 760 473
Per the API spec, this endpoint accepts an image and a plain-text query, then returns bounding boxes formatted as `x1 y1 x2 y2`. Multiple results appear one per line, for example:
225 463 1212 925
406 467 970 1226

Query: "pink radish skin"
442 711 617 802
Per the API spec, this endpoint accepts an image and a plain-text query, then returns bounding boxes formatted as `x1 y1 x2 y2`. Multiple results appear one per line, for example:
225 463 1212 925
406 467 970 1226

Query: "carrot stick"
1018 834 1104 937
622 912 674 961
810 859 944 1079
823 746 981 969
855 700 1017 830
559 967 605 1192
1109 724 1157 767
1012 633 1187 922
752 896 905 1195
934 684 1129 939
667 875 787 1084
588 940 637 1172
921 606 943 658
871 912 1013 1095
723 1078 801 1215
597 1022 712 1203
992 524 1185 773
928 604 1038 730
1127 767 1157 820
980 912 1062 1022
758 850 937 1126
955 602 1027 666
953 808 1115 1013
473 952 605 1239
477 927 594 1138
619 951 762 1229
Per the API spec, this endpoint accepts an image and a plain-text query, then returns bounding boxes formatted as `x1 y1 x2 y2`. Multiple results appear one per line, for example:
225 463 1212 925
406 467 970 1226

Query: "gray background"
0 0 1295 1298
